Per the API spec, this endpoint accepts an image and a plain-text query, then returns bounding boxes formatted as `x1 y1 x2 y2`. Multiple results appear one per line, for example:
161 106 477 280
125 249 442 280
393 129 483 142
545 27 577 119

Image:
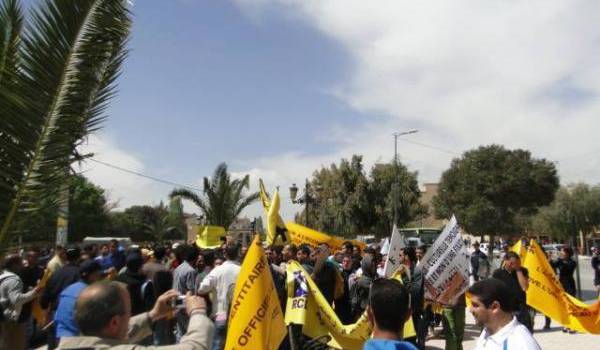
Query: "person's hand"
32 285 44 296
149 289 179 321
185 292 207 317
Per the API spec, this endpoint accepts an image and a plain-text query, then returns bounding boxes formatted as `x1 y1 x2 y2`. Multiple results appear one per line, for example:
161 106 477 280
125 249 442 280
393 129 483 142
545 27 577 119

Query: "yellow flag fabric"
259 179 365 249
523 240 600 334
31 269 52 326
510 240 526 260
225 235 287 350
196 225 226 249
259 180 289 245
285 222 366 252
285 261 415 349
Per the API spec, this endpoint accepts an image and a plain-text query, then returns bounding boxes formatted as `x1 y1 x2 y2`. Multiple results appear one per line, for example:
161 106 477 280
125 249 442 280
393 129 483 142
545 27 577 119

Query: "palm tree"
170 163 259 230
0 0 131 247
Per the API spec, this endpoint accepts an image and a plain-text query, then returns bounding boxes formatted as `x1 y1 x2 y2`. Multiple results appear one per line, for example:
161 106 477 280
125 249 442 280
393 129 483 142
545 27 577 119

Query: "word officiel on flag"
420 215 470 304
225 235 286 350
383 224 405 277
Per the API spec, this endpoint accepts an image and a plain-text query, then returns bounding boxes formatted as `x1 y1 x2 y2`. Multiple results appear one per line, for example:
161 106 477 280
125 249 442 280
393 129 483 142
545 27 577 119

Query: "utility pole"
571 216 582 299
392 130 418 226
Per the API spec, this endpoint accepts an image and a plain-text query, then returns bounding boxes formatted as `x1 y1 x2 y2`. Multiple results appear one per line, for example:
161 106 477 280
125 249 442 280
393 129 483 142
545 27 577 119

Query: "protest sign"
383 225 405 277
225 235 286 350
285 261 415 350
420 216 470 305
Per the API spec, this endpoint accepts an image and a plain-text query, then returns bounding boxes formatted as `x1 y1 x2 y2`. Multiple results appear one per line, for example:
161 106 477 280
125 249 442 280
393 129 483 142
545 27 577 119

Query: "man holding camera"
57 281 213 350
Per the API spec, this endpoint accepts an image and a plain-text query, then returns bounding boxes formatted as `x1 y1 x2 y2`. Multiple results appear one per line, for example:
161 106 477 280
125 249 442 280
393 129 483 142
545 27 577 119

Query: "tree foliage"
170 163 259 229
9 174 110 244
298 155 426 237
0 0 131 247
433 145 559 237
531 184 600 240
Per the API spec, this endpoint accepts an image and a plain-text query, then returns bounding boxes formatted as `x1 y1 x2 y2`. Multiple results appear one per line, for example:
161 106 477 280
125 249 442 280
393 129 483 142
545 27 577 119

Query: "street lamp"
393 129 418 164
391 129 418 226
289 179 316 227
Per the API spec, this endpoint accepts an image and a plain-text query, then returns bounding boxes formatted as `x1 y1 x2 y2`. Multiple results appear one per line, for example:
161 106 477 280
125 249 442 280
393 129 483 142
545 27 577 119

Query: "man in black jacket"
41 245 81 349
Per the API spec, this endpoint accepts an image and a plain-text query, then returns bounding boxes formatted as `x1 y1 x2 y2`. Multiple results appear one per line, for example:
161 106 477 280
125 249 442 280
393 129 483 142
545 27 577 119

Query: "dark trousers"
516 304 533 333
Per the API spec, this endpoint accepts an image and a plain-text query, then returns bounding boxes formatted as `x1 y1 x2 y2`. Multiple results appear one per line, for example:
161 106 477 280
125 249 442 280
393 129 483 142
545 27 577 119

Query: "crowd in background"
0 235 598 350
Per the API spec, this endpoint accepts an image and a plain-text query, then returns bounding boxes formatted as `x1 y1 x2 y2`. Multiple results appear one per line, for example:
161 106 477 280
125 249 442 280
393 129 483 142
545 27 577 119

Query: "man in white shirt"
197 243 241 350
469 278 540 350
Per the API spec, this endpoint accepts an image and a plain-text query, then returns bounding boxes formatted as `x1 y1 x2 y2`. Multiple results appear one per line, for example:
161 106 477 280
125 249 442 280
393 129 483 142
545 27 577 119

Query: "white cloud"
76 134 175 211
230 0 600 221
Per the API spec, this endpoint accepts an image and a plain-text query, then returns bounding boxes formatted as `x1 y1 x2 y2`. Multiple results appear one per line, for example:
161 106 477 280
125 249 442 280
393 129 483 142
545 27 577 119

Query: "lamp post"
289 179 315 227
391 129 418 226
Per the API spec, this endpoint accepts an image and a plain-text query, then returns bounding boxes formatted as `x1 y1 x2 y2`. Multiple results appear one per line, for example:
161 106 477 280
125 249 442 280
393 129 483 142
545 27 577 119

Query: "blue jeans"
212 319 227 350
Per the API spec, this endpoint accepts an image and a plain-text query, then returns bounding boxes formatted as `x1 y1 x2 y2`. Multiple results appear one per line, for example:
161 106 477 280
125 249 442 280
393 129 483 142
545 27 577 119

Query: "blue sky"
24 1 600 220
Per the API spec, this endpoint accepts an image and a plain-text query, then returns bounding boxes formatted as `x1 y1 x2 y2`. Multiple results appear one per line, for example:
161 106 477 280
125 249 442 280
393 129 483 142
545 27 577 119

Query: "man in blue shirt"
54 260 103 340
364 279 418 350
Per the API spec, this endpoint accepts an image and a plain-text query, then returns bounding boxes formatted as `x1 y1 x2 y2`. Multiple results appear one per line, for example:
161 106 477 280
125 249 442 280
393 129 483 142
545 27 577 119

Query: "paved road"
425 311 599 350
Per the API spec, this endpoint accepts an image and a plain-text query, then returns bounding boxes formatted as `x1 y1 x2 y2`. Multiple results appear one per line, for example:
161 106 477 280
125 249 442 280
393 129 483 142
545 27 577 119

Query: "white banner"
383 225 405 277
420 216 470 305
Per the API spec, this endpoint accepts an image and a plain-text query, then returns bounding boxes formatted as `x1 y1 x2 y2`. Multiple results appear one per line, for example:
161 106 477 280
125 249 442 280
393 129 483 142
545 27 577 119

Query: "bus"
398 228 442 247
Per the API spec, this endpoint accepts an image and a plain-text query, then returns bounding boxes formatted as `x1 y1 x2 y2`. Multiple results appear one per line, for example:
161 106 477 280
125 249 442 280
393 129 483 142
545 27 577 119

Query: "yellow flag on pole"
285 222 366 251
259 180 289 245
225 235 286 350
285 261 415 349
523 239 600 334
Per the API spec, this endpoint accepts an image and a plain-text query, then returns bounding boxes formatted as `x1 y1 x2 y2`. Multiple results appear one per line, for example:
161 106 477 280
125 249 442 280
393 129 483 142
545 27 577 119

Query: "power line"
396 138 461 156
86 158 203 192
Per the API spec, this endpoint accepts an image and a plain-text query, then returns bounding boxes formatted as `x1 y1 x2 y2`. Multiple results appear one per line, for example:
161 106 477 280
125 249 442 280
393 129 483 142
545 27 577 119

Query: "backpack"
349 276 371 318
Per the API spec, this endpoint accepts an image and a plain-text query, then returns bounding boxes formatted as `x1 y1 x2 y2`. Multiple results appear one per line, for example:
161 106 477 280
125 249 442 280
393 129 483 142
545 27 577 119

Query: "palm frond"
0 0 22 85
0 0 131 247
232 191 259 220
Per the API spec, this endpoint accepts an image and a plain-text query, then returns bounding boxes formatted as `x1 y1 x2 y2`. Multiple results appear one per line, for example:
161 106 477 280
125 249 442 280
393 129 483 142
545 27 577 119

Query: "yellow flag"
524 239 600 334
510 239 526 261
196 225 226 249
259 180 289 245
285 261 415 349
225 236 286 350
285 222 366 251
31 269 53 326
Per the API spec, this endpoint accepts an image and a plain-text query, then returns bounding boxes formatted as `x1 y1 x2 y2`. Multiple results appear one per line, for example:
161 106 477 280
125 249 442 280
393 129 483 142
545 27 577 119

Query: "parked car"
542 243 564 259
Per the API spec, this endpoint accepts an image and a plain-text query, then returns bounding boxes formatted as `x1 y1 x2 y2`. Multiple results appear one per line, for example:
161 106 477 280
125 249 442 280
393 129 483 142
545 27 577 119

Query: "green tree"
170 163 259 229
0 0 131 248
301 155 425 237
166 196 187 240
68 175 110 241
433 145 559 243
109 205 167 242
369 162 427 236
305 155 372 235
531 184 600 241
10 174 111 244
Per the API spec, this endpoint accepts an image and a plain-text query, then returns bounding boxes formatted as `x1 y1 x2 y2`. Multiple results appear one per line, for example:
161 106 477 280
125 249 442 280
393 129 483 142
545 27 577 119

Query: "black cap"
66 245 81 262
79 260 102 277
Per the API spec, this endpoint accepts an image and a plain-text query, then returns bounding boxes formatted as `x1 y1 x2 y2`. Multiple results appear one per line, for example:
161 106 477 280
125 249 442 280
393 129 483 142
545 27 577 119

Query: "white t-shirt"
475 317 541 350
197 260 241 321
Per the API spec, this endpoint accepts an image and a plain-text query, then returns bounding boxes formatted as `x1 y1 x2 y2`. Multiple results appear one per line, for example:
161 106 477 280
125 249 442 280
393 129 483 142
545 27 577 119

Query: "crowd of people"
0 236 598 350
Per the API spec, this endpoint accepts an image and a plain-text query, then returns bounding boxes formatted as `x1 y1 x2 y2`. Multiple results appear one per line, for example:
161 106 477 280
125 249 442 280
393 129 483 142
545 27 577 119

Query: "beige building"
417 183 446 228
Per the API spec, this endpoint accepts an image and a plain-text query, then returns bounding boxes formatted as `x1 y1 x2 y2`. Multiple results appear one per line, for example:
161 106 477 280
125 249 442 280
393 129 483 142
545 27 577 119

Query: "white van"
82 236 132 247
